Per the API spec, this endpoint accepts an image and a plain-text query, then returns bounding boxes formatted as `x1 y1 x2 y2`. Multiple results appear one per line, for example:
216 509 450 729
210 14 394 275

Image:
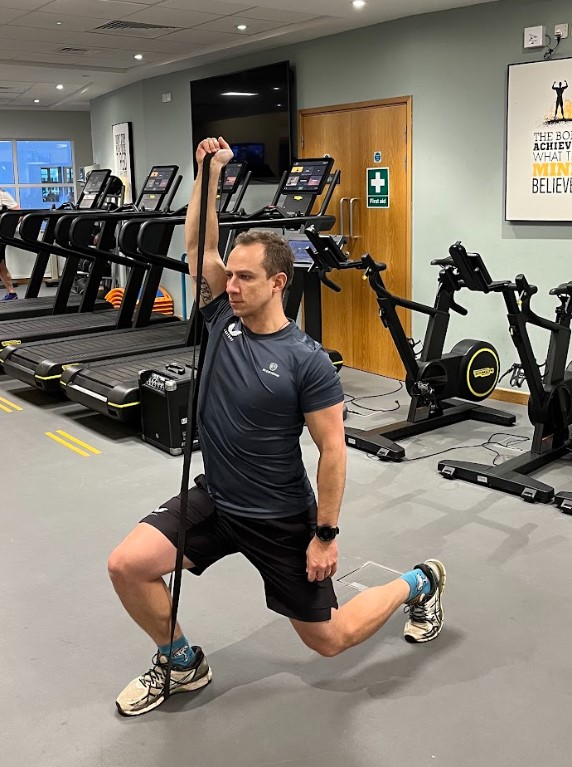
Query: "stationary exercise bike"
303 229 515 460
439 242 572 505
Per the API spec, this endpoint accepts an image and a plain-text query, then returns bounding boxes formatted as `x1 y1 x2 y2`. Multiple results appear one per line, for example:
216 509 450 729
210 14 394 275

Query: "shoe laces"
404 601 429 623
139 653 168 690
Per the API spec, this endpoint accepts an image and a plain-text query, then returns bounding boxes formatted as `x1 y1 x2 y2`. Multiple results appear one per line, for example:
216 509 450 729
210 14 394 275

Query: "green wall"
90 0 572 374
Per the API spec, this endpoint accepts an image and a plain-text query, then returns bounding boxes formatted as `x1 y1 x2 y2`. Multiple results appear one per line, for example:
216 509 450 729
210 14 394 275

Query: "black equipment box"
140 364 200 456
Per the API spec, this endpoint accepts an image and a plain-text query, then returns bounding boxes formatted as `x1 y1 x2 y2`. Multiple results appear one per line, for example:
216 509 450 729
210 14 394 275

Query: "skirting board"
489 387 529 406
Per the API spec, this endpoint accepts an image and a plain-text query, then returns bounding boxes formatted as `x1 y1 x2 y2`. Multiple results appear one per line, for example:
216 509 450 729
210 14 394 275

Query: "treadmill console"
220 162 246 194
289 235 348 267
77 169 111 209
278 158 335 216
138 165 179 211
282 158 334 196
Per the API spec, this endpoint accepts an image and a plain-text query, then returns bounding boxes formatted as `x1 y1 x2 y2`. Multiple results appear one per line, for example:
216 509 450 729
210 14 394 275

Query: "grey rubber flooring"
1 366 570 767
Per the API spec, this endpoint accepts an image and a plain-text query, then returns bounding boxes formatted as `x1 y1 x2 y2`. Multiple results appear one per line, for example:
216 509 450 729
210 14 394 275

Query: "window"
0 140 75 209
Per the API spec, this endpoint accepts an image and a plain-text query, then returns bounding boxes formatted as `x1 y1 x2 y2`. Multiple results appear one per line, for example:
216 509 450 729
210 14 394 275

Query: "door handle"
338 197 348 238
349 198 360 240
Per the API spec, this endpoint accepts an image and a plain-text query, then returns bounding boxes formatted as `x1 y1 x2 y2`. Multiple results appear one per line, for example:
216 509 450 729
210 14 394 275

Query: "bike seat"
549 282 572 297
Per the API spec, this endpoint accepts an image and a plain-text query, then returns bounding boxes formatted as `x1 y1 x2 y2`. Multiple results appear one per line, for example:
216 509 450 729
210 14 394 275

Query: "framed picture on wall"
506 57 572 221
112 122 135 204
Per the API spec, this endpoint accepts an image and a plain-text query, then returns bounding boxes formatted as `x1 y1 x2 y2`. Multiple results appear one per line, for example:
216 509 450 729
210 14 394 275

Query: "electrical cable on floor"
344 380 404 414
363 431 530 463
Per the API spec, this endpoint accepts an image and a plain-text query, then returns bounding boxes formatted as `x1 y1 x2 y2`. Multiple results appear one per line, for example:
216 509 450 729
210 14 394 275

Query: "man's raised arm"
185 136 233 308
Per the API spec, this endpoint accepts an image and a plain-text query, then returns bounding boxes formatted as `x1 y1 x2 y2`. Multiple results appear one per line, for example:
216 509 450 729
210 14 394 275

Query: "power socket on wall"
555 23 569 39
524 25 546 49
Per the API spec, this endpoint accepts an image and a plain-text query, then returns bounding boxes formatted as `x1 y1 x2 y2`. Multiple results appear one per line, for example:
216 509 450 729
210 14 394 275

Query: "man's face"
225 242 284 318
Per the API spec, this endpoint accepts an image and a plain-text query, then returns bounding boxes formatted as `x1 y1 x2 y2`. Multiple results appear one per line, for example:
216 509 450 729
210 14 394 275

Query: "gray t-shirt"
198 294 344 518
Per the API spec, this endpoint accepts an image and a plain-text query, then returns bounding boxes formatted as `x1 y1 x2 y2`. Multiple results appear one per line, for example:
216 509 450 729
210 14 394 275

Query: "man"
109 137 446 717
0 188 19 300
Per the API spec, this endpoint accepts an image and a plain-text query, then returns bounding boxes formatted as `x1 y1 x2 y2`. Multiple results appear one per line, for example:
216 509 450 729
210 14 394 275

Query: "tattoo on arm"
194 276 214 305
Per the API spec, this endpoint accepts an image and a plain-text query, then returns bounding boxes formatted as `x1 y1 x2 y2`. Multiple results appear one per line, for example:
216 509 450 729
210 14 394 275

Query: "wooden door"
300 98 411 379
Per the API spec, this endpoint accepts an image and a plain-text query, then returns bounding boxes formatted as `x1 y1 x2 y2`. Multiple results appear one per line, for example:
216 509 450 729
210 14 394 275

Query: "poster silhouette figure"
552 80 568 120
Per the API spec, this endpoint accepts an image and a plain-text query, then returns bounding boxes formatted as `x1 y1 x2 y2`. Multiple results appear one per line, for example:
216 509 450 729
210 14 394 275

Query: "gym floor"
2 364 570 767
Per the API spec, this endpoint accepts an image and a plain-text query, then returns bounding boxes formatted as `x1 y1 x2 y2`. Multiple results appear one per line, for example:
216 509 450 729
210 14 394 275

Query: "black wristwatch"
315 525 339 542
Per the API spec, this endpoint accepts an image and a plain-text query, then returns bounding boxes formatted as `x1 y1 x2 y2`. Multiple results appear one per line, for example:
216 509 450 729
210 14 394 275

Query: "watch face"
317 526 337 541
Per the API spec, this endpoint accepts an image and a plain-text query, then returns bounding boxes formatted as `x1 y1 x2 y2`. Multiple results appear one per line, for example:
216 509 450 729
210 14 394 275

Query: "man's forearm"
185 161 224 277
315 446 346 527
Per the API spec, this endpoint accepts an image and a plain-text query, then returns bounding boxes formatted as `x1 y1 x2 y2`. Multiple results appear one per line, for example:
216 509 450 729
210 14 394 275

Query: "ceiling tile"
0 25 73 42
157 27 239 45
161 0 254 12
69 30 192 53
39 0 150 19
240 7 321 22
0 0 54 9
94 0 163 4
0 7 31 22
0 37 60 52
122 7 221 27
8 12 117 32
196 16 287 34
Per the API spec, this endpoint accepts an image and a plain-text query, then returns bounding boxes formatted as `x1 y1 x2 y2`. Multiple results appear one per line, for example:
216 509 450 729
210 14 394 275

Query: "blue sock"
158 635 195 667
400 568 432 603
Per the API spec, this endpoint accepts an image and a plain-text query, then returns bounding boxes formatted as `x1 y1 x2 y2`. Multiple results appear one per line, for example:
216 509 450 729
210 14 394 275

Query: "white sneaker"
403 560 446 643
116 646 212 716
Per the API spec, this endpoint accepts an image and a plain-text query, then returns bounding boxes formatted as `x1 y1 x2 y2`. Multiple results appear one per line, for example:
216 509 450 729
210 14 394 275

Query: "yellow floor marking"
0 396 22 411
55 430 101 455
0 403 12 413
45 432 89 458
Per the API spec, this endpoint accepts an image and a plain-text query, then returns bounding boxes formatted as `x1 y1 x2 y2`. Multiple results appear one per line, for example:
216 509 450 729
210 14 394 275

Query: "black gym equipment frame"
0 208 178 360
1 210 186 391
303 229 515 461
439 243 572 505
0 171 117 321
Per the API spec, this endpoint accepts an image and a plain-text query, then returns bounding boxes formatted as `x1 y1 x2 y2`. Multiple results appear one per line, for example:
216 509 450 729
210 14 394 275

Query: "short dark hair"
234 230 294 287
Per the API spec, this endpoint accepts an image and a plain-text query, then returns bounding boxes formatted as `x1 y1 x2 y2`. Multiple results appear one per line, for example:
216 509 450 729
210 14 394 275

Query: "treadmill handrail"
18 212 147 271
117 217 188 275
136 213 337 259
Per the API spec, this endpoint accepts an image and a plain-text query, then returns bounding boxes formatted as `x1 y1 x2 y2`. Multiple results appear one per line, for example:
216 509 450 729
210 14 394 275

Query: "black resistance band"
164 151 214 696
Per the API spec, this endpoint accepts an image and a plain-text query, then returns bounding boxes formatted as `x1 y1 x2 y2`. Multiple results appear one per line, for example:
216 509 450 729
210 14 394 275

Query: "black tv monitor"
190 61 294 182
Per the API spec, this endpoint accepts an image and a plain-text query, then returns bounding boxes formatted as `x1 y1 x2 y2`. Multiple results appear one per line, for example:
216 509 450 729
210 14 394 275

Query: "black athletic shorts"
141 475 338 623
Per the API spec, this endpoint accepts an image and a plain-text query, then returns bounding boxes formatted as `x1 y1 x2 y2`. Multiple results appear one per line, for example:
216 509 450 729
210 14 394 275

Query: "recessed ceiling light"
56 21 62 25
276 103 283 107
352 0 366 8
56 84 64 90
236 24 247 31
134 54 143 60
33 99 40 103
273 87 280 91
222 91 258 97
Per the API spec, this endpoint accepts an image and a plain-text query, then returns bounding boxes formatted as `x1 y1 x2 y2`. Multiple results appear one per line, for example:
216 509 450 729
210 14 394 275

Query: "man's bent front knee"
107 523 183 584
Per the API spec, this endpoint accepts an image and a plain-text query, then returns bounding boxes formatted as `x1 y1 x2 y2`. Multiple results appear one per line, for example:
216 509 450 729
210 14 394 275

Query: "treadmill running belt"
2 321 188 391
0 310 170 347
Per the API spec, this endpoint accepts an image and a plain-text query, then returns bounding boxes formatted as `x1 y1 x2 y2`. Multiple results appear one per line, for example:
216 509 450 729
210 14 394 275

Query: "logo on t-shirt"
224 321 242 341
263 361 280 378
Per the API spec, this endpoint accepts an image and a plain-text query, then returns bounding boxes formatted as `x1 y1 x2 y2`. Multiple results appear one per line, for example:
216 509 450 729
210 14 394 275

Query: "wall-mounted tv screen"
190 61 294 182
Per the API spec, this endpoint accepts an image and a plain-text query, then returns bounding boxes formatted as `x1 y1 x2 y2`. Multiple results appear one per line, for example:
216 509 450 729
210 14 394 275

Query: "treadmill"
0 165 249 393
0 166 184 385
0 166 181 354
60 157 339 424
0 169 119 321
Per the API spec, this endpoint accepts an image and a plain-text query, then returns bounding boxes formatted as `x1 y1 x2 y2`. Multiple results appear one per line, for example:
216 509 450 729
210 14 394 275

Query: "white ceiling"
0 0 498 110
